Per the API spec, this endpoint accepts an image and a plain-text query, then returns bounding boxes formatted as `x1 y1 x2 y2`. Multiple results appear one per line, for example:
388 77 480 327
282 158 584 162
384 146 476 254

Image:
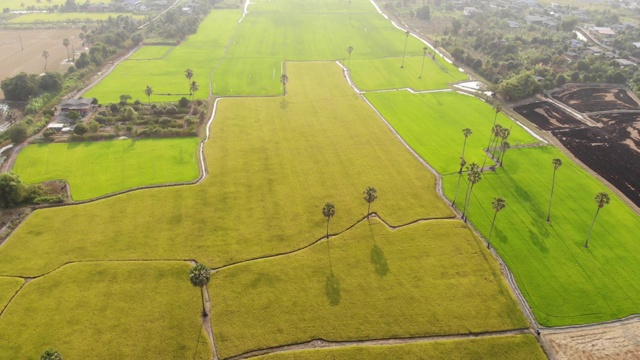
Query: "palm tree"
42 50 49 70
487 197 506 249
400 30 410 68
419 46 428 79
546 158 563 223
496 127 511 159
584 192 610 248
322 202 336 238
346 46 354 70
461 128 472 158
185 68 193 94
489 124 504 159
481 102 502 171
280 74 289 96
451 156 466 206
189 263 211 317
62 38 70 61
462 162 481 222
190 81 199 101
144 85 153 105
363 186 377 218
498 140 510 167
40 349 62 360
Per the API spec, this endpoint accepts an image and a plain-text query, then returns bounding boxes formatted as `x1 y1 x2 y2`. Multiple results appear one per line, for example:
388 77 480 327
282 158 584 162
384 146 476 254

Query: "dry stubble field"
0 29 81 98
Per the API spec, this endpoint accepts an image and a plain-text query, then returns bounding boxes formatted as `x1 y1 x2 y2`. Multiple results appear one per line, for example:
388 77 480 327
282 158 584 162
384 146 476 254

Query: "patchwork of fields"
3 0 640 358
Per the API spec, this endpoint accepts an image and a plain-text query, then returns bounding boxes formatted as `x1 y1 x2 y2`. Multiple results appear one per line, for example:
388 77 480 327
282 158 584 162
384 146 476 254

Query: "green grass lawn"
365 91 540 173
348 55 467 91
0 277 23 311
0 62 452 277
9 12 143 23
0 261 210 359
12 138 200 200
212 219 527 358
442 146 640 326
84 9 242 103
251 335 546 360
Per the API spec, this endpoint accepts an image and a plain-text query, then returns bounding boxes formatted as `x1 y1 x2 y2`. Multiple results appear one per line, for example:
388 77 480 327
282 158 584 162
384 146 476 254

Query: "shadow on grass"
325 272 341 307
370 244 389 277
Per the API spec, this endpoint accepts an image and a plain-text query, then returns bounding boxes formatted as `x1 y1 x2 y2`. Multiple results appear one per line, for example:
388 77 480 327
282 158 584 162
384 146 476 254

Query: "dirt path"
227 329 532 360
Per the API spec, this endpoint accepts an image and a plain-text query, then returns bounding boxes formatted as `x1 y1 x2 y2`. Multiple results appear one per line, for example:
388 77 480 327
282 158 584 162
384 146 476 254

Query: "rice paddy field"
87 0 466 100
368 90 640 326
83 9 243 103
251 335 547 360
5 0 640 357
212 219 527 358
0 63 452 277
0 262 211 359
12 138 200 200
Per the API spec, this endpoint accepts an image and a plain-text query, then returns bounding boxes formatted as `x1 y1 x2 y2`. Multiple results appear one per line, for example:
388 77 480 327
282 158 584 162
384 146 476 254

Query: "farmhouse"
60 98 93 115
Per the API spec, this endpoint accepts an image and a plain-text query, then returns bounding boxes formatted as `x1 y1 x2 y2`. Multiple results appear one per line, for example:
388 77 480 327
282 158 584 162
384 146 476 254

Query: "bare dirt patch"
514 101 584 131
552 86 640 113
0 29 82 99
544 321 640 360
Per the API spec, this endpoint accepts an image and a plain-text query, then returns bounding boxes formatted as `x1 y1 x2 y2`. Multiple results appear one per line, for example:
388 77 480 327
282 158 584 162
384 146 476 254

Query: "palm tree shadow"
280 98 288 110
370 244 389 277
325 271 341 306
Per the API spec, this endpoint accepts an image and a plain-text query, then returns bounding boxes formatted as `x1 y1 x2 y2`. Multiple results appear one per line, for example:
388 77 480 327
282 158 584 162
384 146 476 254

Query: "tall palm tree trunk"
461 138 468 158
481 114 499 170
487 211 498 249
462 183 475 221
584 207 601 248
452 167 464 206
546 170 557 222
326 218 330 238
419 53 426 79
367 202 371 218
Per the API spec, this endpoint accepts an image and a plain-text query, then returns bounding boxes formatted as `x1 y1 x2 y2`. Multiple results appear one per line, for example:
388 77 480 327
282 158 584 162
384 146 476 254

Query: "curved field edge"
0 277 23 313
0 62 451 278
365 90 640 326
0 261 210 360
211 219 528 359
12 138 200 201
248 335 546 360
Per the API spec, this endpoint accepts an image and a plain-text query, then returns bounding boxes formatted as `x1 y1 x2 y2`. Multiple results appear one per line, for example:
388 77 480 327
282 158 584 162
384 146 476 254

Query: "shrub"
179 97 190 108
7 125 28 144
109 103 119 113
43 129 57 138
74 123 89 135
164 105 178 114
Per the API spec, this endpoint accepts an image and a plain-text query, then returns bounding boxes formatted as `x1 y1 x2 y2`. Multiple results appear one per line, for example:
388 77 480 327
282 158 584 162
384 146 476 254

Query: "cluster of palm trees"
452 105 611 249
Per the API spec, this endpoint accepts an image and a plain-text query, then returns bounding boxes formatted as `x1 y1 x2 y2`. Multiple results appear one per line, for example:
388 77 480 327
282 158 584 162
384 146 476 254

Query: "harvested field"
513 101 584 131
554 128 640 207
0 29 80 98
515 92 640 208
544 321 640 360
552 86 640 113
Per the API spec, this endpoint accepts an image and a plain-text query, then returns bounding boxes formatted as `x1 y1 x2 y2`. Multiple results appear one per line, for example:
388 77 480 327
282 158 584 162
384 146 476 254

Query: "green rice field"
367 89 640 326
0 277 23 311
365 91 540 174
12 138 200 200
0 262 210 359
